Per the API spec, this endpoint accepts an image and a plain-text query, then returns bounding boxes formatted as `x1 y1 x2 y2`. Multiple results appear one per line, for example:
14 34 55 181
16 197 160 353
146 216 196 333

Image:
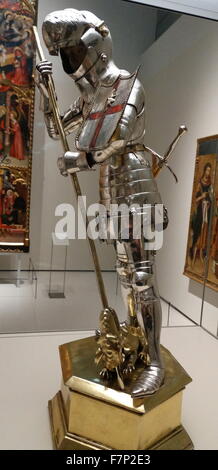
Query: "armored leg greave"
116 240 164 397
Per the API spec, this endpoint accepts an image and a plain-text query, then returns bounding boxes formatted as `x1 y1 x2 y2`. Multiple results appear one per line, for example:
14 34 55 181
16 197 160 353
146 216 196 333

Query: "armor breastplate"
76 71 138 152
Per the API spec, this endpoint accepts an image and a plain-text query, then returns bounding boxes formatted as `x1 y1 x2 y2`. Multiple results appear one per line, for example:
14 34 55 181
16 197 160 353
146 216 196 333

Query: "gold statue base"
48 336 193 450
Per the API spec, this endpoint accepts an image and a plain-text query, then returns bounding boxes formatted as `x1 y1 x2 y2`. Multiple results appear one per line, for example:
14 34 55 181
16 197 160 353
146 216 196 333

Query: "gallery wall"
140 15 218 332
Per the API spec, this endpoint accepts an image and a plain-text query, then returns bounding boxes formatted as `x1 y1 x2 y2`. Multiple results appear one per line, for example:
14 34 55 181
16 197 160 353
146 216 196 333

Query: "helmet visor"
60 43 87 74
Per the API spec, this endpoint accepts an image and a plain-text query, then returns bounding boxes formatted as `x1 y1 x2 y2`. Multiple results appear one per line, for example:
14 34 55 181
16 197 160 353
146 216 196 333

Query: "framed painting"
0 0 37 251
184 135 218 292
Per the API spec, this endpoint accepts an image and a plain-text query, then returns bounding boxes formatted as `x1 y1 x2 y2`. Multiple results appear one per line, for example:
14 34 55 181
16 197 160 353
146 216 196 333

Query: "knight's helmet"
42 9 112 81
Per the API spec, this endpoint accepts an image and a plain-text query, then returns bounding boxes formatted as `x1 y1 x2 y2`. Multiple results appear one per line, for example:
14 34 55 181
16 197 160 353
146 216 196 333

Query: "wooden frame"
0 0 37 252
184 135 218 292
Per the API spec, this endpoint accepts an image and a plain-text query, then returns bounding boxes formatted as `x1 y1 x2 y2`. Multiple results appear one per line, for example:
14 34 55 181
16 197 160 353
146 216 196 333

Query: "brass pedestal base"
48 336 193 450
49 391 193 450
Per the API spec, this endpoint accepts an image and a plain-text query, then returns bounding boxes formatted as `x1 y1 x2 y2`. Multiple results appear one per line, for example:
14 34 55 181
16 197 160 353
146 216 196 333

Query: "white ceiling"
126 1 218 20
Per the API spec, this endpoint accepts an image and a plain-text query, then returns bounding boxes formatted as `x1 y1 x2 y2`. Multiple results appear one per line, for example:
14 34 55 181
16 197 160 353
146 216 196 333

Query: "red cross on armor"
88 78 124 148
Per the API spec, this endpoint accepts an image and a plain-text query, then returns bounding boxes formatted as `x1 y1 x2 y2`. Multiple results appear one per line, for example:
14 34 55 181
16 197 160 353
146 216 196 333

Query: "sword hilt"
163 125 187 162
153 125 187 181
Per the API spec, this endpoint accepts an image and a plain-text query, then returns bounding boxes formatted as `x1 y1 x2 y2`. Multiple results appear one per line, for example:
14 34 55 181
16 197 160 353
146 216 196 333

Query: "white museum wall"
27 0 157 271
140 15 218 329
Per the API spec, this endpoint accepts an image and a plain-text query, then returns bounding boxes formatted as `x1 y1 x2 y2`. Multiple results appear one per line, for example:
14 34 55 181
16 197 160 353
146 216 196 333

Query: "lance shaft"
33 26 108 309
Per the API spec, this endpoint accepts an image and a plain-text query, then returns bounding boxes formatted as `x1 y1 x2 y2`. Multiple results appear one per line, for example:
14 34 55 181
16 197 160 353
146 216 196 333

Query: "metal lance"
33 26 109 310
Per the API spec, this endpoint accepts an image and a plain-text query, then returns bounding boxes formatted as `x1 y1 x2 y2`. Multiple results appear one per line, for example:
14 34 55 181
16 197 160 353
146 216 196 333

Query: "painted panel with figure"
0 0 37 250
184 135 218 292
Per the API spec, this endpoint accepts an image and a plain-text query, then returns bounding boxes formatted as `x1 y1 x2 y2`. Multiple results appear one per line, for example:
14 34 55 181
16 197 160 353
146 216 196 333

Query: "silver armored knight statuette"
36 8 186 398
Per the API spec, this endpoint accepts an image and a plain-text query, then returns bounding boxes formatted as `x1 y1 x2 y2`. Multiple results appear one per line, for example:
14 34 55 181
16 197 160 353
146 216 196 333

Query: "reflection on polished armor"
36 8 168 397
